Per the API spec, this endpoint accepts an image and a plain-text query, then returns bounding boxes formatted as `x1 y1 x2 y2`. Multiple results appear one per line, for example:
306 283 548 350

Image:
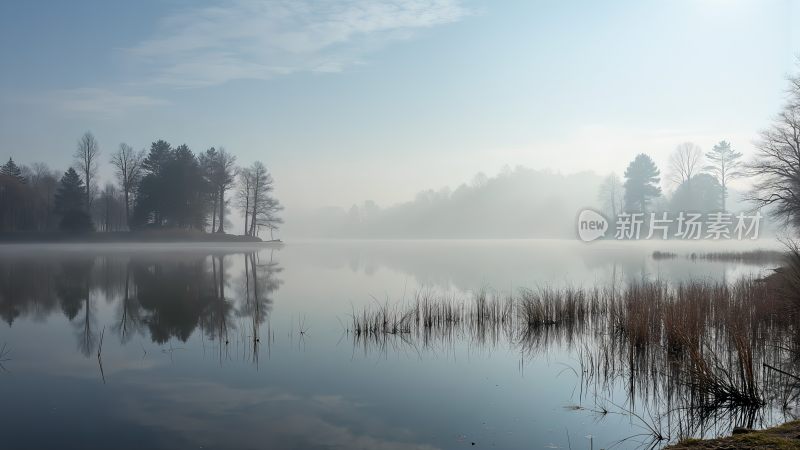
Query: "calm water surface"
0 240 785 449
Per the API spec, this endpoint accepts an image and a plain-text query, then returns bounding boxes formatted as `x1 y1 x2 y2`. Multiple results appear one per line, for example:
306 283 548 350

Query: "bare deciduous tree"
704 140 742 212
207 147 237 233
74 131 100 209
246 161 283 238
598 173 624 217
749 70 800 226
669 142 703 187
110 143 145 228
29 162 59 230
236 167 253 235
97 182 125 232
259 196 284 241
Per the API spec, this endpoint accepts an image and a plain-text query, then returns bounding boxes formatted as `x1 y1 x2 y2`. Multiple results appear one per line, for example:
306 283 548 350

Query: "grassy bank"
0 230 269 243
668 420 800 449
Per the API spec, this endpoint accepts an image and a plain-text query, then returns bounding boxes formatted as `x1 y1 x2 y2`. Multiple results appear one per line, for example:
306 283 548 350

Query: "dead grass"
349 274 800 418
668 420 800 449
346 249 800 444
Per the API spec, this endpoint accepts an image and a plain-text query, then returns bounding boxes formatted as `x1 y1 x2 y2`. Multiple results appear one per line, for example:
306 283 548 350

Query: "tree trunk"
211 194 217 232
248 203 254 237
124 188 130 229
105 198 111 231
721 179 727 212
249 205 256 237
217 187 225 233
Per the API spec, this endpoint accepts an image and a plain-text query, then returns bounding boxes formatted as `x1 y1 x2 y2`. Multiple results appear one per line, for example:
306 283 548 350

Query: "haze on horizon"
1 0 799 236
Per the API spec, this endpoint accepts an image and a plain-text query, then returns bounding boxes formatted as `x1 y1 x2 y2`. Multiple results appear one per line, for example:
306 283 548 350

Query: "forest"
292 68 800 239
0 136 282 239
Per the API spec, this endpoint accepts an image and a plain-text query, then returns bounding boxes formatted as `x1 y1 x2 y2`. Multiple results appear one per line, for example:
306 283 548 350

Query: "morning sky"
1 0 799 210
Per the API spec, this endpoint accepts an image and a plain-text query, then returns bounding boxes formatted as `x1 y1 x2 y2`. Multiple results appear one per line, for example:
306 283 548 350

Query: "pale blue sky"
1 0 799 210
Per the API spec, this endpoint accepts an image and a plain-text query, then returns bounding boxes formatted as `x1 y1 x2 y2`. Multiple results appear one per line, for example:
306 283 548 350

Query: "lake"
0 239 791 450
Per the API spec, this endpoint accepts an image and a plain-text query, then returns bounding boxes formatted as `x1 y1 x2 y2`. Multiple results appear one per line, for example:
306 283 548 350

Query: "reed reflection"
348 276 800 444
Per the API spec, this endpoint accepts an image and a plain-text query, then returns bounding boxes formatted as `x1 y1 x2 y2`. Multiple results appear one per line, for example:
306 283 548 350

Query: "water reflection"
347 278 800 446
285 240 777 295
0 250 283 355
0 241 792 449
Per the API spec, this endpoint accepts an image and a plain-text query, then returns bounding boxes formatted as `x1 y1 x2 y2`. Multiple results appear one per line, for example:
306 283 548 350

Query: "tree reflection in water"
0 250 283 361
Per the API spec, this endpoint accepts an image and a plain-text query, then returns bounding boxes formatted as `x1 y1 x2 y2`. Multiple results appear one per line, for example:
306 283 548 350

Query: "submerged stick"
98 326 106 384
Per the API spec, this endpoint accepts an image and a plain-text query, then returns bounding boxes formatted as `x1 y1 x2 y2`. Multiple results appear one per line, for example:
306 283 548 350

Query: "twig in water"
0 343 11 372
97 326 106 384
97 326 105 358
299 314 310 336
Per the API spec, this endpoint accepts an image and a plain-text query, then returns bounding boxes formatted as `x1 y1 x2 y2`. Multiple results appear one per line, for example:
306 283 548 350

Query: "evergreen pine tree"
54 167 93 232
623 153 662 213
704 140 743 212
1 157 25 183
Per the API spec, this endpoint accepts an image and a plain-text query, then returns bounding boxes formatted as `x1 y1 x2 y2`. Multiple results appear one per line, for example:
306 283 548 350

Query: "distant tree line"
598 140 743 218
292 167 603 238
0 133 282 238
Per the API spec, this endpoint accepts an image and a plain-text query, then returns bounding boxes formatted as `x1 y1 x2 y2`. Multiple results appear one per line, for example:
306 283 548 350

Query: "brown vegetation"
349 271 800 444
667 420 800 449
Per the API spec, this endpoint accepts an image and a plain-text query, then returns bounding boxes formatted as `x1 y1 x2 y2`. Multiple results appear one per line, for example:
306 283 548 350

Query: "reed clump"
691 250 785 263
652 251 678 259
517 286 598 327
349 274 800 412
350 302 413 337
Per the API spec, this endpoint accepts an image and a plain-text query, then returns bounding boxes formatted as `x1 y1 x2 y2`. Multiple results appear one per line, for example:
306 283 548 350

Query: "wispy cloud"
127 0 469 87
45 88 169 115
25 1 466 117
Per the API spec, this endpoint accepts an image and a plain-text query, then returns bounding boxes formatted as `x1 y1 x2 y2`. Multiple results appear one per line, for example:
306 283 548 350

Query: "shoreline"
0 231 280 244
667 421 800 449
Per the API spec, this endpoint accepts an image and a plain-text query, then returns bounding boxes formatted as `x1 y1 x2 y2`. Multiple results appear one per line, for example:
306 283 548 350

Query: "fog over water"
0 240 793 449
284 167 768 239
